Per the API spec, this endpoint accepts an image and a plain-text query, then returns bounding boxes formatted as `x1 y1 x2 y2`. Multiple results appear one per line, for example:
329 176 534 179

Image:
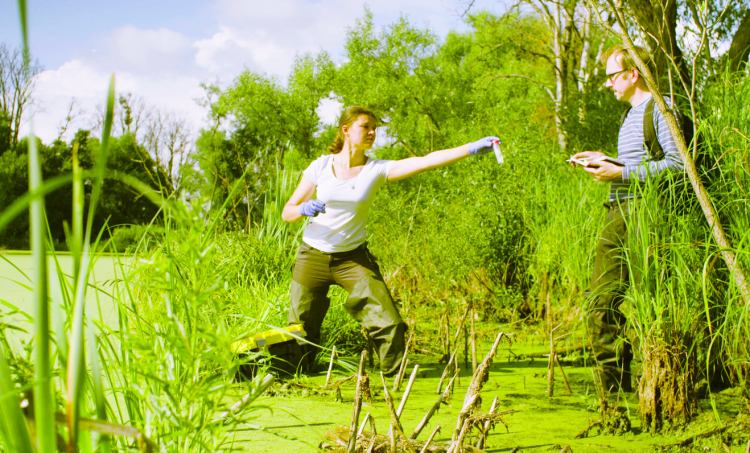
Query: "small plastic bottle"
492 139 504 164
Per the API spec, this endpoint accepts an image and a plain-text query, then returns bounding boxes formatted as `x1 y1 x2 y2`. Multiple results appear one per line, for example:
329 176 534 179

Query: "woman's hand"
467 136 501 155
299 199 326 217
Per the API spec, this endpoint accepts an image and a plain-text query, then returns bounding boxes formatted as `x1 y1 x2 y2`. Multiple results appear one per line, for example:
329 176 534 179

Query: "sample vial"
492 139 504 164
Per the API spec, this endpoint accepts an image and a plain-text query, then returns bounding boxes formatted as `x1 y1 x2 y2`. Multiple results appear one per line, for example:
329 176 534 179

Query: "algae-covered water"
236 341 745 452
2 253 746 451
0 251 126 349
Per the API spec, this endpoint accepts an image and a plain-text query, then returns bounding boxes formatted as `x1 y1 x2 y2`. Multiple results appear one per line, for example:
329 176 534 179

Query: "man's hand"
299 199 326 217
584 161 623 181
570 150 606 167
570 150 622 181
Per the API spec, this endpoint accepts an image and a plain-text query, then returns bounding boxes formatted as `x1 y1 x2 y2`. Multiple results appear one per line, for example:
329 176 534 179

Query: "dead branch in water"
346 350 368 453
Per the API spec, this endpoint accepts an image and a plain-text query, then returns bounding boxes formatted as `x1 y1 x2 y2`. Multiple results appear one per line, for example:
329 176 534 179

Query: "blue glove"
467 136 501 155
300 199 326 217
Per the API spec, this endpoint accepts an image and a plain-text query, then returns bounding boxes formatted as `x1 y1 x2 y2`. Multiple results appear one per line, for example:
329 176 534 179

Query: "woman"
282 105 498 375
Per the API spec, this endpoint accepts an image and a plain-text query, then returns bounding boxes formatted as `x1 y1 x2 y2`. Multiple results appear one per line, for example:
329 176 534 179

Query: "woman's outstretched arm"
386 137 498 182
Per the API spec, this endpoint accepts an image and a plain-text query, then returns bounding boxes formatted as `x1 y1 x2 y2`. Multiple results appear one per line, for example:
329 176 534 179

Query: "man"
572 45 684 392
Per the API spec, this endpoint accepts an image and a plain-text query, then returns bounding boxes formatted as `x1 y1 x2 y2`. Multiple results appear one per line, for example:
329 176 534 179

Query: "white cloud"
194 26 297 79
26 60 116 141
316 97 342 126
35 59 113 99
133 74 207 131
214 0 362 50
18 0 506 143
23 59 205 143
104 26 194 75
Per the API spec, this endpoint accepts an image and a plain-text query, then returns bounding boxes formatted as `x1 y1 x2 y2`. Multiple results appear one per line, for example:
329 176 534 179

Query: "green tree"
287 52 336 158
0 44 41 148
95 133 167 228
193 71 291 230
193 54 335 229
0 141 30 248
0 110 12 154
336 11 446 153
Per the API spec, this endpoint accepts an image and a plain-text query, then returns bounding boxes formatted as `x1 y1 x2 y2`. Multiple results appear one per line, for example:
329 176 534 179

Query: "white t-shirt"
301 154 393 253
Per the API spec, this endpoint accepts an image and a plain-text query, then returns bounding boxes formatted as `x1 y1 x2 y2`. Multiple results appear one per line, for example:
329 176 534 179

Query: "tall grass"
700 71 750 393
621 186 704 429
502 64 750 430
3 2 749 448
520 162 607 319
0 4 287 451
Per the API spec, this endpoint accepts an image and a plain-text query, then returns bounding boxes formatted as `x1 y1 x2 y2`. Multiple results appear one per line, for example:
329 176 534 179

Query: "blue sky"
3 1 507 142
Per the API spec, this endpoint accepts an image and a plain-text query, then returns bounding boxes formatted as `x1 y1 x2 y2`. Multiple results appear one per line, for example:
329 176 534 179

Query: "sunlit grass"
2 1 749 450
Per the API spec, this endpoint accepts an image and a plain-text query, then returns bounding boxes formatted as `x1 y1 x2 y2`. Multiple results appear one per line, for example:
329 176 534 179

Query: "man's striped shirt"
610 96 684 202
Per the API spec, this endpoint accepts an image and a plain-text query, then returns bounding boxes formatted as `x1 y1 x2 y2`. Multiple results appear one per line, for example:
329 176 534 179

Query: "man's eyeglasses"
605 68 630 83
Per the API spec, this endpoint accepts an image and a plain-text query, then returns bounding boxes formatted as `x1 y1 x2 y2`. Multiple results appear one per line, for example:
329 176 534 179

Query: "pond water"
0 251 129 351
238 347 744 452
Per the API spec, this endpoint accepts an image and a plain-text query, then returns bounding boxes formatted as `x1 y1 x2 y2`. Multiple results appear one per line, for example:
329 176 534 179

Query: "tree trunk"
577 6 592 122
527 0 572 151
553 1 568 152
726 9 750 72
627 0 691 90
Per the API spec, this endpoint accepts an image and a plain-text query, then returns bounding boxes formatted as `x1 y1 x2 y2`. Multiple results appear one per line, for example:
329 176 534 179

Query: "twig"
388 364 419 442
545 299 557 397
419 425 441 453
442 311 450 359
475 396 499 449
555 354 573 395
216 373 275 422
547 351 555 398
412 373 457 440
436 352 456 394
346 350 368 453
451 332 507 449
357 413 371 438
464 310 470 370
441 304 472 392
362 327 375 369
380 372 415 452
450 397 476 452
575 420 603 439
397 365 419 417
470 304 477 373
393 359 409 393
325 346 337 387
393 333 413 391
453 304 471 347
547 324 563 397
328 375 356 390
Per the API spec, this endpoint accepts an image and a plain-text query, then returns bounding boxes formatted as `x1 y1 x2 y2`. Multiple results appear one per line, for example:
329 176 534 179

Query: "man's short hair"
602 44 653 74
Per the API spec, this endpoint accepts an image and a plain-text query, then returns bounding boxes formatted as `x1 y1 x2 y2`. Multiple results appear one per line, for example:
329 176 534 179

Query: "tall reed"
698 71 750 392
1 3 280 451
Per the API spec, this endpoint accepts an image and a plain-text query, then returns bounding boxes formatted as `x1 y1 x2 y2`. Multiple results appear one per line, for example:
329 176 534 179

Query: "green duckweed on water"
233 325 748 452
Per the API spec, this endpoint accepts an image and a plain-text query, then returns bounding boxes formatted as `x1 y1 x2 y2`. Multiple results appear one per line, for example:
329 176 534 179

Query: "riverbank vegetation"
1 0 749 451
